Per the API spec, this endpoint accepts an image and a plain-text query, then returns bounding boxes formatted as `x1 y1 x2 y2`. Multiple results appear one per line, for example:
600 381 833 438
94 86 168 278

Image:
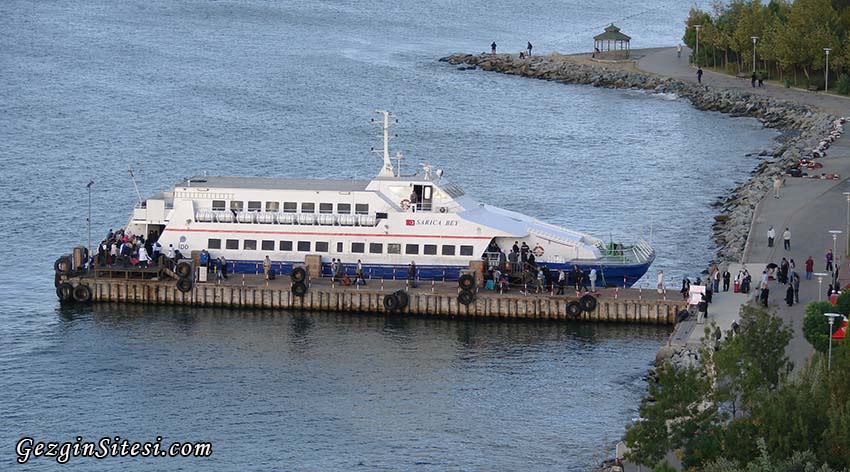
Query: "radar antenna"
371 110 399 177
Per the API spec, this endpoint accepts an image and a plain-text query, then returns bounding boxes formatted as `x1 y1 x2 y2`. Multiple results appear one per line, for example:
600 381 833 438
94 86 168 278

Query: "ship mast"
372 110 398 177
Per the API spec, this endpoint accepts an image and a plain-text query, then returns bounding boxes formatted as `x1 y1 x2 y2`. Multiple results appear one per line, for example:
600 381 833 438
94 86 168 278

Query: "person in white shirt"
138 246 150 268
767 226 775 247
783 228 791 250
589 268 597 293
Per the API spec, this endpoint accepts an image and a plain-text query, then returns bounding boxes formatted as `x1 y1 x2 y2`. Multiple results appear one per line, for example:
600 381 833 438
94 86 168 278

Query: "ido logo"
178 235 190 250
405 219 415 226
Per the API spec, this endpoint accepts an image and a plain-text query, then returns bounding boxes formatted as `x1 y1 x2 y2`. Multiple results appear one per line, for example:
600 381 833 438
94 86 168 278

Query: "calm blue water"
1 1 776 470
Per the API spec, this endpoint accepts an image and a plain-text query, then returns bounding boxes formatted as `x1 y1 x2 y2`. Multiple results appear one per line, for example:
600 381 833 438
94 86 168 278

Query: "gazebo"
593 24 631 59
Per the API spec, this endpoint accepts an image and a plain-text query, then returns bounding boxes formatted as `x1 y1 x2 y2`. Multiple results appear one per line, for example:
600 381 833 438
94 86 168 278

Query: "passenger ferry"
125 112 654 286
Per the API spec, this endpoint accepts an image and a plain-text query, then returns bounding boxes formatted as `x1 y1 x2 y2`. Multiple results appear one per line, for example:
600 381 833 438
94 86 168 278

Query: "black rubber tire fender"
395 290 409 309
383 293 400 311
457 290 475 306
56 282 74 302
176 278 193 293
72 284 92 303
566 301 582 318
175 261 193 278
54 256 72 275
458 273 475 290
291 281 307 297
579 294 598 313
676 309 690 323
291 266 307 283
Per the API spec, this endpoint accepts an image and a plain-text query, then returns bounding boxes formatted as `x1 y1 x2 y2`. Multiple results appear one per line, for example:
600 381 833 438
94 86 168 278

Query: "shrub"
802 301 843 352
836 74 850 95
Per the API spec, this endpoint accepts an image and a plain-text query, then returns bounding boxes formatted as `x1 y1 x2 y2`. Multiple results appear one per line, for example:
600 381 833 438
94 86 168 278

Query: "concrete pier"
57 272 685 324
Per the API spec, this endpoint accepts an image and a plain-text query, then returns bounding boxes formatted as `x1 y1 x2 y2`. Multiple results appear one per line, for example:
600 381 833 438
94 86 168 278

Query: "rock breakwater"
442 53 841 262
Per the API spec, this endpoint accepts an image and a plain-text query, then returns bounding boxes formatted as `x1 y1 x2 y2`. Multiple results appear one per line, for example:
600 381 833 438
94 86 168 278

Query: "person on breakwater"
491 41 497 54
527 41 532 57
752 71 757 88
767 225 775 247
697 67 703 84
773 175 782 198
792 272 801 303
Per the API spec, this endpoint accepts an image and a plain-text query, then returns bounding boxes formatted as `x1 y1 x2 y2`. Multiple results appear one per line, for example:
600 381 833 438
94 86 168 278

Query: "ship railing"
596 239 654 264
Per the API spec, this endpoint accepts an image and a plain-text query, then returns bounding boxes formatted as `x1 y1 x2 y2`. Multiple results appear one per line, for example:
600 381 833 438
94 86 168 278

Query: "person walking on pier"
696 67 703 84
751 71 757 88
722 269 730 292
408 261 417 288
263 255 271 280
535 268 544 294
557 269 566 295
527 41 533 57
826 248 834 272
792 273 800 303
783 227 791 250
806 256 814 280
712 268 720 293
491 41 497 54
767 226 775 247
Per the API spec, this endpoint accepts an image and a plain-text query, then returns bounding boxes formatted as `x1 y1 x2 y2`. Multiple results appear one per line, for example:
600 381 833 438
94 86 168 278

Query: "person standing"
783 228 791 250
785 283 795 306
696 67 703 84
792 273 800 303
826 249 834 272
712 268 720 293
657 270 664 294
408 261 417 288
356 259 363 281
676 44 682 58
527 41 533 57
589 268 597 293
805 256 814 280
491 41 497 54
773 175 782 199
767 226 775 247
751 71 757 88
536 267 544 294
138 245 150 269
722 269 731 292
263 255 271 280
557 269 566 295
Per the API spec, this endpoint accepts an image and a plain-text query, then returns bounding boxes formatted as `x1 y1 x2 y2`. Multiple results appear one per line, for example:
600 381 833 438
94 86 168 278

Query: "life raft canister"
532 245 545 258
400 199 411 210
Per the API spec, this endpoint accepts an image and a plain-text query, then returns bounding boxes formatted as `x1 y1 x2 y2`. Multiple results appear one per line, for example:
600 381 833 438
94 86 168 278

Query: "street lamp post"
815 272 829 301
824 313 844 371
86 180 94 271
751 36 759 73
843 192 850 257
694 25 702 67
824 48 832 92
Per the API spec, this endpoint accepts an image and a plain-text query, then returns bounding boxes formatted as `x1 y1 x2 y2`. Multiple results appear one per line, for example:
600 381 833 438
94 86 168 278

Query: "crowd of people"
483 240 599 294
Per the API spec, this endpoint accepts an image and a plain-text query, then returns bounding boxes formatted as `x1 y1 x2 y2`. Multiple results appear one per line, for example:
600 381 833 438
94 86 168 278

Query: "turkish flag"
406 219 415 226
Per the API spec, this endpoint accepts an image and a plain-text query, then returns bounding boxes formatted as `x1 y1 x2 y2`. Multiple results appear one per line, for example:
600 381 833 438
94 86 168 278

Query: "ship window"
336 242 343 252
261 240 275 251
212 200 226 211
226 239 239 250
283 202 297 213
230 201 244 211
441 245 455 256
460 245 474 256
319 203 333 214
315 241 329 252
265 202 279 212
337 203 351 214
301 203 315 213
424 244 437 255
388 243 401 254
369 243 383 254
244 240 257 250
248 201 262 212
355 203 369 215
351 242 365 253
279 241 293 251
405 244 419 255
208 238 222 249
297 241 311 252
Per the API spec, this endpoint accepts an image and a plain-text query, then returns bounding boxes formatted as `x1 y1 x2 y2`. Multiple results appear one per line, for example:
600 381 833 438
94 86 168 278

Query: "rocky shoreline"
441 53 843 263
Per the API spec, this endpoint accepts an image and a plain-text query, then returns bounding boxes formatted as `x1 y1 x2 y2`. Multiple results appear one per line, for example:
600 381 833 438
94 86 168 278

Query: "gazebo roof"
594 24 631 41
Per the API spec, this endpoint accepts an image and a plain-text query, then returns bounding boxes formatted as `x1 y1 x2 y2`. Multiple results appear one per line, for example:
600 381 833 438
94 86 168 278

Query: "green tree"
803 301 842 352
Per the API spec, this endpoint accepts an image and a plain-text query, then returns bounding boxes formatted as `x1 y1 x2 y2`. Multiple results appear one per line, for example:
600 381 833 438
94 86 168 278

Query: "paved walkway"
634 47 850 369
